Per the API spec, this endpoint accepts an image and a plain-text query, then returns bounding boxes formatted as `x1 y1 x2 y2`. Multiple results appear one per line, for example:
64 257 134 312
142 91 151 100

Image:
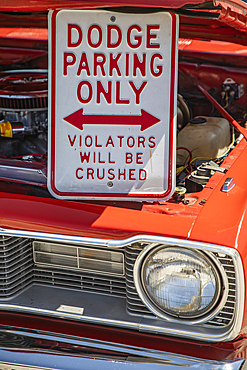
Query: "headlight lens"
141 247 221 319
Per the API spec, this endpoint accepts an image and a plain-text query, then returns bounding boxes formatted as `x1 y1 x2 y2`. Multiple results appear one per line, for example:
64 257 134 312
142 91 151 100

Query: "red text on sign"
75 167 147 181
67 24 160 49
63 52 163 78
68 135 156 149
76 80 148 105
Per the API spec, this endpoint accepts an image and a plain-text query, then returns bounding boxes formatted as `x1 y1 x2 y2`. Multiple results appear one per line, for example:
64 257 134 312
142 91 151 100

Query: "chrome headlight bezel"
134 243 229 324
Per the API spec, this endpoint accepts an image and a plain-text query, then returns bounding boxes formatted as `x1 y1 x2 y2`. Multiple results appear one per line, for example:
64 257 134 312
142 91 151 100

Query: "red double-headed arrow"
63 109 160 132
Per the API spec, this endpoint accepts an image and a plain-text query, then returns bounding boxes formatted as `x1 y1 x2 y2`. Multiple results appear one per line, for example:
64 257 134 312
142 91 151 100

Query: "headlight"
134 246 222 321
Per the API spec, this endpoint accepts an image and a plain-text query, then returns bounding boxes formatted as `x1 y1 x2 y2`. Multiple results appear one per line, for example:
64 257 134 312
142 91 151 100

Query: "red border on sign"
50 9 59 193
49 11 177 200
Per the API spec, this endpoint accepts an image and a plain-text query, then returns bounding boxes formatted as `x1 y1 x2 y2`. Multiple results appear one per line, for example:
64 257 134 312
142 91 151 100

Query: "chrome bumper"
0 327 245 370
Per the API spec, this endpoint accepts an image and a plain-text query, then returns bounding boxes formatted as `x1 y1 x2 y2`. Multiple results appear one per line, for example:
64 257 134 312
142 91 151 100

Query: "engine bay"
0 18 247 203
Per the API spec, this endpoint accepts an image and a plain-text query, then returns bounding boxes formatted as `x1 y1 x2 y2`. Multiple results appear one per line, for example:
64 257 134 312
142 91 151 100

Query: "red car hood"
1 0 247 45
0 141 246 248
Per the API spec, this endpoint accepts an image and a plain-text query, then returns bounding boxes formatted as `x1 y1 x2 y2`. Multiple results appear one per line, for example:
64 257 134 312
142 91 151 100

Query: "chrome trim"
0 228 243 253
0 69 48 74
0 165 47 185
0 299 241 343
134 245 227 324
221 178 235 192
0 228 243 343
0 107 47 112
0 326 244 370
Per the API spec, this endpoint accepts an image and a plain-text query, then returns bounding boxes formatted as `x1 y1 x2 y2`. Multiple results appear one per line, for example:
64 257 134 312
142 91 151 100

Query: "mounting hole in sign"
107 181 114 187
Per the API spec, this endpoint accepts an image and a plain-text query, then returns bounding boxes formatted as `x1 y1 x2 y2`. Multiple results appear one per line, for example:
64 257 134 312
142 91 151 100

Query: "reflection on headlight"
142 247 220 318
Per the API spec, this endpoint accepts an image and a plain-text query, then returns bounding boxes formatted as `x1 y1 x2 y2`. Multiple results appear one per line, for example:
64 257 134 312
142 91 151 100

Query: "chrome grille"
0 231 242 343
0 236 125 299
33 268 126 297
0 235 238 330
0 235 33 298
207 253 236 327
126 243 152 316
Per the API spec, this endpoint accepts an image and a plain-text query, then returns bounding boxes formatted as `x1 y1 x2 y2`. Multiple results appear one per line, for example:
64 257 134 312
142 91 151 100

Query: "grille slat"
0 251 33 270
0 236 25 247
0 236 33 298
0 240 30 255
34 269 126 296
0 271 33 294
0 260 33 279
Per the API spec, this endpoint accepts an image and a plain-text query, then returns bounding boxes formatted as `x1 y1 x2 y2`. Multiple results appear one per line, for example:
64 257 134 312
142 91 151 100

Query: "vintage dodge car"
1 0 247 369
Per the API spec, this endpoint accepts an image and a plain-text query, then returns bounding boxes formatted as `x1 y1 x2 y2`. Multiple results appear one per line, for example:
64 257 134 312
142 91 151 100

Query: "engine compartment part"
177 116 231 166
0 69 47 166
221 78 244 104
221 177 235 193
0 35 246 201
0 69 48 136
0 120 24 138
177 94 191 132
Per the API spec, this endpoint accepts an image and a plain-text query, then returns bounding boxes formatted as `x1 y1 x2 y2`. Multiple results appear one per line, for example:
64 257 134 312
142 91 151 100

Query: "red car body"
0 0 247 369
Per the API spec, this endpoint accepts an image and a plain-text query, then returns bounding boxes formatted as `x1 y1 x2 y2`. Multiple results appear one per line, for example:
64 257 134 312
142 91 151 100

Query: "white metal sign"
48 9 178 200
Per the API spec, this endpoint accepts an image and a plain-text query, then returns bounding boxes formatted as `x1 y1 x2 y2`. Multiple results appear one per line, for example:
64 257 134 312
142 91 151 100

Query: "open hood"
1 0 247 45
